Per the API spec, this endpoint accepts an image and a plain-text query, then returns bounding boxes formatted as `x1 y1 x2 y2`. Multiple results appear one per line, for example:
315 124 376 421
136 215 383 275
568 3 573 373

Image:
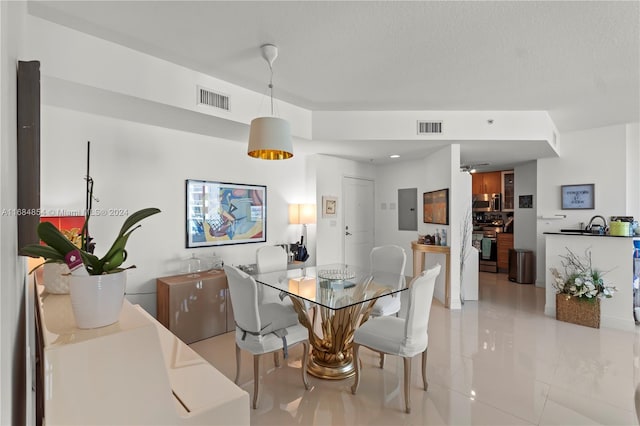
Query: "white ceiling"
28 1 639 169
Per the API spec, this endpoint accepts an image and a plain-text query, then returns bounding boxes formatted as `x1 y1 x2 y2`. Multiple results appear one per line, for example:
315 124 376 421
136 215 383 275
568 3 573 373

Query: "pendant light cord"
268 62 274 116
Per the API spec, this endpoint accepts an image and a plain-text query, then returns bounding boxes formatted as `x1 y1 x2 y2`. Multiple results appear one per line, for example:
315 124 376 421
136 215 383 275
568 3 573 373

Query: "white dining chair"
369 245 407 317
256 245 288 274
635 383 640 425
256 245 290 304
351 264 441 414
224 265 310 409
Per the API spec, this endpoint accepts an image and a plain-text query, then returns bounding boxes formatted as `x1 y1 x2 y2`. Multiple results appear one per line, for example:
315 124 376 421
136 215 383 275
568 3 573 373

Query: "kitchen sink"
559 229 601 235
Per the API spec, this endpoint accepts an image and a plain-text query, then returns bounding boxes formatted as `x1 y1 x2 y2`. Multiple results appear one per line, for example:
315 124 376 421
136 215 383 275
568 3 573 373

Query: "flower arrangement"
549 247 616 300
61 228 82 248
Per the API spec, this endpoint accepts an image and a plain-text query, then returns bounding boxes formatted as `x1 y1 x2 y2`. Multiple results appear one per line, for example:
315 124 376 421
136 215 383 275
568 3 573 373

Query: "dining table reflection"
253 264 406 380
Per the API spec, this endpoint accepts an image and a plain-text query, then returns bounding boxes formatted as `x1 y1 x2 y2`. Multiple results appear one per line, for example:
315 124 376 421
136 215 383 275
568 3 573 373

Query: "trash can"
508 249 535 284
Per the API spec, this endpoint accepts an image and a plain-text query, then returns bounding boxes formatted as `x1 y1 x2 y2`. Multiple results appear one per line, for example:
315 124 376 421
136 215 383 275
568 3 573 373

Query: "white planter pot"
69 271 126 329
42 263 71 294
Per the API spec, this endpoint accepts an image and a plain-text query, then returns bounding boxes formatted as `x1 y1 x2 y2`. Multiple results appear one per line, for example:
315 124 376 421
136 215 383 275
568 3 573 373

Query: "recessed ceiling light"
390 154 400 158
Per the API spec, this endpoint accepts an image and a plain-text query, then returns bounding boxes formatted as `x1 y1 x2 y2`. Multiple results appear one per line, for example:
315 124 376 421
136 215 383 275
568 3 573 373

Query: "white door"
343 177 375 268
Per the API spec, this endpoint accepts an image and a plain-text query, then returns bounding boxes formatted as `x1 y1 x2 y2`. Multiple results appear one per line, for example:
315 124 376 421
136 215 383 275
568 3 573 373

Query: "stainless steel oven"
473 193 501 212
477 227 499 273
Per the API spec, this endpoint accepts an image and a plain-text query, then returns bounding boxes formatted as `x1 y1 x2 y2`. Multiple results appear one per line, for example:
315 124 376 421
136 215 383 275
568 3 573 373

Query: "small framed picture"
519 195 533 209
322 196 337 218
561 184 595 210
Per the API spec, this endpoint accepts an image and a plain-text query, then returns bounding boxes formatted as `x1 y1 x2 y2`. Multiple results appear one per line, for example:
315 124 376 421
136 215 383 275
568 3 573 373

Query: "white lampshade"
289 204 316 225
288 277 317 300
247 117 293 160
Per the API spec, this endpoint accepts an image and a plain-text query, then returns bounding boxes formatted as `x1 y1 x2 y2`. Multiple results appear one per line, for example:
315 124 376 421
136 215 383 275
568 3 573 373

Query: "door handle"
345 231 352 236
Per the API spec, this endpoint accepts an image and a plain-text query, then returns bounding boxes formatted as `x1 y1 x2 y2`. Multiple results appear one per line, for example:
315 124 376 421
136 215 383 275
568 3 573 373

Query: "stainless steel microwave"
473 193 501 212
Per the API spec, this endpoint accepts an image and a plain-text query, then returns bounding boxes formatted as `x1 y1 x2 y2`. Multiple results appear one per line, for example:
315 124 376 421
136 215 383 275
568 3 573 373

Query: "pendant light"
247 44 294 160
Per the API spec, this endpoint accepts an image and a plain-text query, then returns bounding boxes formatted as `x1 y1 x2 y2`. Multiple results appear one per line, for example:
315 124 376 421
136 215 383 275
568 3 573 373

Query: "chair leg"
301 341 310 390
379 352 385 368
422 349 428 391
234 343 241 384
403 356 412 414
274 351 280 367
252 354 260 409
351 343 361 394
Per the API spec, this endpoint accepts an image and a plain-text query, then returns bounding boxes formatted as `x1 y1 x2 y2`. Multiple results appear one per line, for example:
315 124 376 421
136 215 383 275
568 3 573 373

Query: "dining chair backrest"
224 265 261 334
256 245 288 274
255 245 290 304
403 264 441 351
370 245 407 290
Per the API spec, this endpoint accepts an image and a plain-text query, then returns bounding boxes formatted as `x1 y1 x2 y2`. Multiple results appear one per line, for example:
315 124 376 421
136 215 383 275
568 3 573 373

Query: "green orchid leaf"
36 222 78 256
100 208 160 269
19 244 66 261
117 208 161 238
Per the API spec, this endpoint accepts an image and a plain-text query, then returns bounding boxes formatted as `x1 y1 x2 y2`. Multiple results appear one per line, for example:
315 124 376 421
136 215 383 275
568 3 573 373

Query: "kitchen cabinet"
472 171 502 194
157 269 234 344
502 170 515 211
497 233 514 270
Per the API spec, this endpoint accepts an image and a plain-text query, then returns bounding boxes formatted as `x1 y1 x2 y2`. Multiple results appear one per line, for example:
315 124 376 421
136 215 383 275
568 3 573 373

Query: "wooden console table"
411 241 451 308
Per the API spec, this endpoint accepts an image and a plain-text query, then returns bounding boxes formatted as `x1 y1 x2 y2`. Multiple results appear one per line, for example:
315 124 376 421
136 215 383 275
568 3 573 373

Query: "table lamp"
289 204 316 261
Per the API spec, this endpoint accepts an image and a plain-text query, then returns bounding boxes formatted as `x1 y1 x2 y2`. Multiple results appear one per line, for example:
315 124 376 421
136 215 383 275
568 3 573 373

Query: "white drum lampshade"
247 116 293 160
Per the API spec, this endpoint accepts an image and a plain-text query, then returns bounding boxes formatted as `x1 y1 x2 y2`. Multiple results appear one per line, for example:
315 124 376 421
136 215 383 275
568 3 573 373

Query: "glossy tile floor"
190 272 640 425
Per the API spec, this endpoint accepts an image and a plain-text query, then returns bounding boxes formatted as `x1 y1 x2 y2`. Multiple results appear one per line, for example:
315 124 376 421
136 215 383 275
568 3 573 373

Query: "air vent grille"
197 86 230 111
417 121 443 134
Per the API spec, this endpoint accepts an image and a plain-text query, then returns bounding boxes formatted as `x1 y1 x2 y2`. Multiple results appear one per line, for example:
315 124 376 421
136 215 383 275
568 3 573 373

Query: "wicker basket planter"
555 293 600 328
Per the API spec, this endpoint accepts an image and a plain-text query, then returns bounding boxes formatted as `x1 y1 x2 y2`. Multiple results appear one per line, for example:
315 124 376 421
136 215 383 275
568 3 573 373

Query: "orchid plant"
20 208 160 275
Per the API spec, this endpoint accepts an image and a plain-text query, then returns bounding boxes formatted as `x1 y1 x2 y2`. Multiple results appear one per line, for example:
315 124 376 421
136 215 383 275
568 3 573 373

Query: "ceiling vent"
197 86 230 111
417 120 443 135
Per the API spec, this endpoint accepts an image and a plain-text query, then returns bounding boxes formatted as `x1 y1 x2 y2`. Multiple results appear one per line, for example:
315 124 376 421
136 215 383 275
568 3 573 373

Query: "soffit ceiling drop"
28 1 640 167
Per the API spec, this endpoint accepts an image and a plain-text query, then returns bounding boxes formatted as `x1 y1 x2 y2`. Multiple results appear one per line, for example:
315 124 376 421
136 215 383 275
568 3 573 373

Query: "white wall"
311 154 375 265
514 161 538 283
536 124 635 288
41 105 310 316
626 122 640 221
374 156 425 255
0 2 27 424
374 145 463 308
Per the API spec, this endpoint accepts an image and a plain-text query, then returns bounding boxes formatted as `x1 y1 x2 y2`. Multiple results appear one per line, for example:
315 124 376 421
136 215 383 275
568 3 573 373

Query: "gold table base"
307 357 355 380
289 286 388 380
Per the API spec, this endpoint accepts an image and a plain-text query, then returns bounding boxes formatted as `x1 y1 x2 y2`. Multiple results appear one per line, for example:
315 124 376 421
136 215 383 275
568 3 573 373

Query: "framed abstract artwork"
186 180 266 248
423 188 449 225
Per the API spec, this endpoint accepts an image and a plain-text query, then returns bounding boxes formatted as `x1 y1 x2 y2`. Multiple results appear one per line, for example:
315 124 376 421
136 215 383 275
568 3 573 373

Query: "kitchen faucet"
585 215 607 233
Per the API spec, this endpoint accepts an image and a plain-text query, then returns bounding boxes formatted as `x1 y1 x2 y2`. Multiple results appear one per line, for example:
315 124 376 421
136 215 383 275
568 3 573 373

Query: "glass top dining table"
252 263 406 380
252 263 406 310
